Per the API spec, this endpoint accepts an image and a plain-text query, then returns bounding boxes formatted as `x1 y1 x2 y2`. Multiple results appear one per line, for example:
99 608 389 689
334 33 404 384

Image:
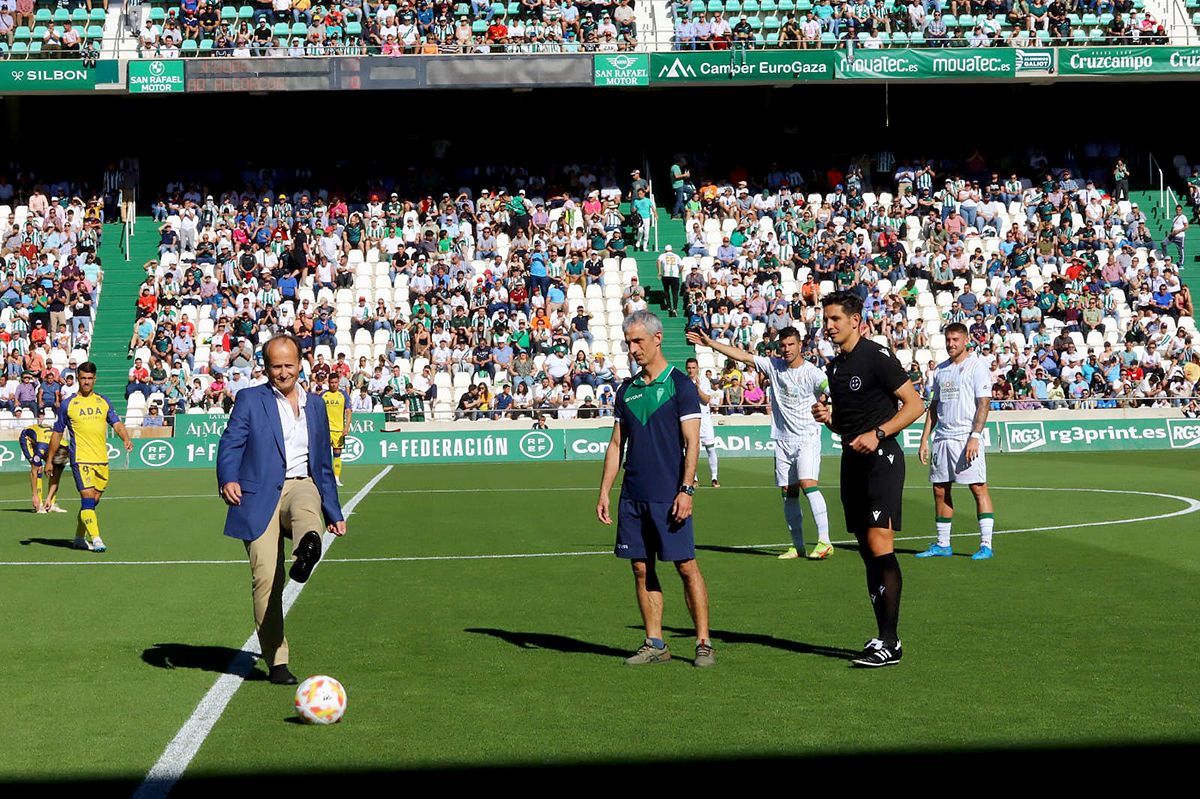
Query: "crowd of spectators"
126 162 655 422
132 0 638 57
674 151 1198 414
671 0 1169 49
0 180 106 429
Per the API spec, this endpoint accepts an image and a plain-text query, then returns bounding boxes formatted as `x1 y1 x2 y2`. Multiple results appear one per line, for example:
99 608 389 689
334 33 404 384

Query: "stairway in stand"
629 206 694 369
1128 190 1199 293
91 219 157 403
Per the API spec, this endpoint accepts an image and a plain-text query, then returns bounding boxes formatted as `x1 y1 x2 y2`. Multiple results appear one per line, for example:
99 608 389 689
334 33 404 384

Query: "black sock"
871 553 903 646
860 548 885 633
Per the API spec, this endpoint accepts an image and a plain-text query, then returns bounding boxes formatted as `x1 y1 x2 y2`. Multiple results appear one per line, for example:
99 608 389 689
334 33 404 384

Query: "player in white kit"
916 322 997 560
688 326 834 560
686 358 721 487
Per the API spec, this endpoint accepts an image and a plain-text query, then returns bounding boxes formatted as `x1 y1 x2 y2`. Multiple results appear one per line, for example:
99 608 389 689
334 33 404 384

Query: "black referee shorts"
840 438 905 535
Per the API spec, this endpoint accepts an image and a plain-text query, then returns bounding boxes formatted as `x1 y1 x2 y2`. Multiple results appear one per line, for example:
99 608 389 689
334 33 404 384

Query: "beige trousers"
245 477 324 667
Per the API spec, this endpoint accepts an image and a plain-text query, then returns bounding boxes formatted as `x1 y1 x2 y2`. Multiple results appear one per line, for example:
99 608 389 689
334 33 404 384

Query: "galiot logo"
1014 49 1053 72
1167 419 1200 449
658 58 697 79
1005 421 1046 453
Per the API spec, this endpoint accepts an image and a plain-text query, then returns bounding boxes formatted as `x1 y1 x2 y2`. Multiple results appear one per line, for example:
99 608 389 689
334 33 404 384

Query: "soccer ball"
294 675 347 725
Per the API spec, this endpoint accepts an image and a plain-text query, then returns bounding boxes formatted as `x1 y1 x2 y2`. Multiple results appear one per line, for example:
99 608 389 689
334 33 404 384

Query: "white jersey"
697 375 717 444
931 353 992 440
753 356 827 443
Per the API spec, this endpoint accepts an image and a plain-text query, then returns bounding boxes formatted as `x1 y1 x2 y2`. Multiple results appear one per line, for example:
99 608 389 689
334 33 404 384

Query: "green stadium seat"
273 22 289 36
34 9 51 23
796 0 812 9
944 14 959 28
1088 27 1104 40
1035 28 1049 42
220 6 236 22
346 21 362 36
778 0 795 11
909 32 925 45
748 15 761 28
491 3 505 17
1082 13 1098 25
200 38 214 52
1194 11 1200 24
237 5 254 20
892 31 908 44
689 0 705 13
753 31 764 45
0 42 7 57
149 8 166 23
763 14 780 29
820 31 836 45
70 9 87 23
706 0 722 12
13 25 30 42
743 0 761 13
958 14 973 27
28 41 41 54
1072 29 1086 42
1099 13 1114 24
181 39 198 55
856 30 868 41
32 24 46 39
52 8 68 22
10 41 28 55
878 31 890 43
86 24 103 38
90 8 106 22
766 31 779 44
291 22 308 36
1067 13 1080 25
726 0 742 13
761 0 777 12
1133 0 1144 9
454 3 470 16
472 19 487 33
507 2 521 14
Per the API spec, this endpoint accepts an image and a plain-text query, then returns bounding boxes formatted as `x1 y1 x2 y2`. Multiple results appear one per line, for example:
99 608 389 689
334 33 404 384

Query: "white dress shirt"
271 385 310 478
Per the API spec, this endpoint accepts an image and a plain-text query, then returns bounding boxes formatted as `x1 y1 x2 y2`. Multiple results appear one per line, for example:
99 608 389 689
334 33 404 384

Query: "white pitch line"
132 465 393 799
5 488 1197 569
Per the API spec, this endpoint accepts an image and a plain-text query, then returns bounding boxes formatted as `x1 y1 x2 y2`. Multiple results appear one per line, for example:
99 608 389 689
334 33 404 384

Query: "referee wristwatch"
678 485 696 496
875 427 887 441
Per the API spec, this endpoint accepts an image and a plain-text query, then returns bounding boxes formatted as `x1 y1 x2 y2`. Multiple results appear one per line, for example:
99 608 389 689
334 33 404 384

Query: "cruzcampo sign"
0 60 99 92
593 53 649 86
650 50 834 83
1058 46 1200 75
836 48 1053 79
128 59 186 94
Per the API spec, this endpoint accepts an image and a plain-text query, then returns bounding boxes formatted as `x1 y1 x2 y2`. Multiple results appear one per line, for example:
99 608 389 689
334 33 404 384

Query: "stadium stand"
0 184 108 430
116 154 1198 427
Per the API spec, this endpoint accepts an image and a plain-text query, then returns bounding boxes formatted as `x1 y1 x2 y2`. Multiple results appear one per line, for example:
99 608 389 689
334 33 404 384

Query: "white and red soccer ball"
294 675 347 725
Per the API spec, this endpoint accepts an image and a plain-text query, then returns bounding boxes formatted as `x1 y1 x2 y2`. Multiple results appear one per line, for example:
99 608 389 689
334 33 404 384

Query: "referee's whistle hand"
221 482 242 506
848 433 877 455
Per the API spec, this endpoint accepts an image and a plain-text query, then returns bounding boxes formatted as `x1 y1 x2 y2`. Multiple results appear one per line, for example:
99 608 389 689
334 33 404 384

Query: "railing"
1149 151 1167 211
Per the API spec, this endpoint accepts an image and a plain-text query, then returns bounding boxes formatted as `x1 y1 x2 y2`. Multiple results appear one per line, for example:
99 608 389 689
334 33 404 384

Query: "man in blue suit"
217 334 345 685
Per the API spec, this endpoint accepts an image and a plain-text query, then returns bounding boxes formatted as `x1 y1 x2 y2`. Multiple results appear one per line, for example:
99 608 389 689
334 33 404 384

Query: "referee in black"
812 292 926 667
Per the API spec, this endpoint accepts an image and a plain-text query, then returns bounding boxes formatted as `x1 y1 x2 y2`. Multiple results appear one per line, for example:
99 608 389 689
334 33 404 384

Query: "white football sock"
979 513 994 549
935 517 952 548
705 445 719 482
783 497 805 551
804 488 830 545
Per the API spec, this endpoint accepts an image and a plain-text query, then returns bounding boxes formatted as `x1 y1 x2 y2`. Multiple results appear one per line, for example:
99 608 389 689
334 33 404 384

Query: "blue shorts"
615 498 695 563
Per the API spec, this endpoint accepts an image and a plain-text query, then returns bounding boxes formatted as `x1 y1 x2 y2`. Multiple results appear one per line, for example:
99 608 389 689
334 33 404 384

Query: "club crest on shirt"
849 376 862 391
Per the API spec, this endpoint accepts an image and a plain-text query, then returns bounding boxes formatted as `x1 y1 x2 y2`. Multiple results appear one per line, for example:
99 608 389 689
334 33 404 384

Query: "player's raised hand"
685 330 711 348
596 494 612 526
918 438 931 466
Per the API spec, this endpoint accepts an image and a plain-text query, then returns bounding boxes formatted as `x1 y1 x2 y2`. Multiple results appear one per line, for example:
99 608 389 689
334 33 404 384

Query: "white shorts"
699 412 715 447
929 436 987 485
775 438 821 486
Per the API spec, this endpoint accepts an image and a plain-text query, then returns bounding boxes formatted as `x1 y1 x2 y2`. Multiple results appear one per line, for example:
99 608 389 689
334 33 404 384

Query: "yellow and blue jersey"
19 424 52 466
322 389 350 434
53 392 120 465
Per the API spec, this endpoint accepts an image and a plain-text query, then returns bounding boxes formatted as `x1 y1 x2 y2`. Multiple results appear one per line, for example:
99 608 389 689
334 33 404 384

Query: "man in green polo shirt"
597 310 713 668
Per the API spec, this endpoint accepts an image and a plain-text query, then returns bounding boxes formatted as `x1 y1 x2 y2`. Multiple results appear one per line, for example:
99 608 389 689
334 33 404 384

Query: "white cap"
664 245 672 252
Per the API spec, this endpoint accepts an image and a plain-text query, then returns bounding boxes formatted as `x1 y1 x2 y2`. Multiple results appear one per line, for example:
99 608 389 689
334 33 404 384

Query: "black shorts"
840 438 905 534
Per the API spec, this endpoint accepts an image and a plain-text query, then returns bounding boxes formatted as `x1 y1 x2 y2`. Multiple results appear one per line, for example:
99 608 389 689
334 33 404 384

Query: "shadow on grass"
142 643 266 680
464 628 628 658
19 537 77 549
658 626 857 660
695 544 781 557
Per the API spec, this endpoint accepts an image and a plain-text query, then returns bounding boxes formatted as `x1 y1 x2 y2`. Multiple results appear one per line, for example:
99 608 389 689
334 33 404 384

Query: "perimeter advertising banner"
1057 46 1200 75
649 49 835 83
835 47 1053 79
10 418 1195 472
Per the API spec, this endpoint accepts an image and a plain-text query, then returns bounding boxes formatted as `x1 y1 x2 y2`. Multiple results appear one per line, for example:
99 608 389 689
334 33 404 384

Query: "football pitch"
2 451 1198 788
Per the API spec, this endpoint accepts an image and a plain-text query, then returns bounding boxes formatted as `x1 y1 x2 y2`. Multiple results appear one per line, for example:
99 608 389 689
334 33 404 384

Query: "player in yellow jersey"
321 373 352 487
18 421 70 514
46 362 133 552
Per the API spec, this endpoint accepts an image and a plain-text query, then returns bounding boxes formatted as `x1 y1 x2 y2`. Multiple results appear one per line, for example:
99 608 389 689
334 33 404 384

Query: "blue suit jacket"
216 383 344 542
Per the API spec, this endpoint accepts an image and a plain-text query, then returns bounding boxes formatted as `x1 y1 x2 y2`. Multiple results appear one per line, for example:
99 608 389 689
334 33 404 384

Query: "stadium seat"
34 9 51 23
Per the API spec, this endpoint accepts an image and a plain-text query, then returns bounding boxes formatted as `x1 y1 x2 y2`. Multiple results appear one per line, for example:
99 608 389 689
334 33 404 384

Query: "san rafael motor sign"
129 59 186 94
593 53 649 86
0 60 98 92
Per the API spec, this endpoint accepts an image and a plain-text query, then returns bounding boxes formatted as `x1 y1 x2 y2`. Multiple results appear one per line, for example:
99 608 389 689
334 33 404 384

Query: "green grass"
0 452 1198 784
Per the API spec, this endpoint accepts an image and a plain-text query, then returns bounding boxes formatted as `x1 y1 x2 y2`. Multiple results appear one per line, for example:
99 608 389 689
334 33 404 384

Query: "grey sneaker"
694 641 716 668
624 639 671 665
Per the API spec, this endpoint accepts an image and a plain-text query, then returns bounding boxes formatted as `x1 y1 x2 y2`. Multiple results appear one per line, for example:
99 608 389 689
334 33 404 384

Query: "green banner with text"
128 59 186 94
0 60 111 92
836 47 1054 79
4 418 1195 473
650 49 835 83
593 53 650 86
1058 46 1200 75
